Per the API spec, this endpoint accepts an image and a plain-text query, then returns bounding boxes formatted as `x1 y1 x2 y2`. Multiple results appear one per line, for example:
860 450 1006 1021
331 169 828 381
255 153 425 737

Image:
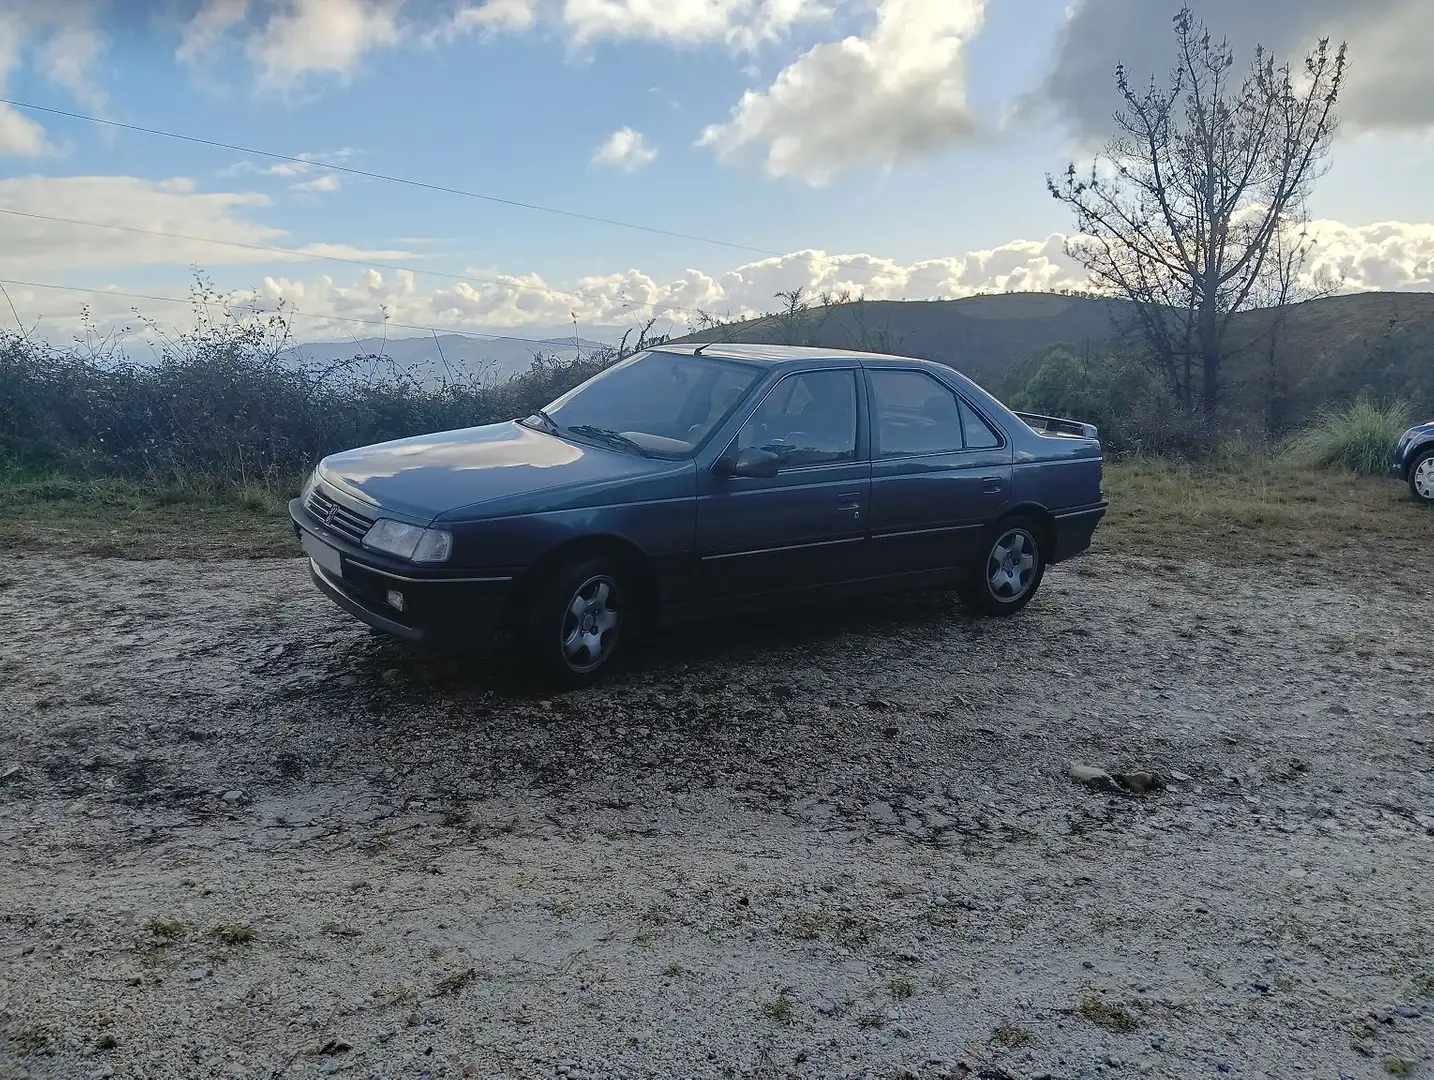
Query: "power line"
0 276 619 355
0 206 710 322
0 97 776 256
0 95 959 294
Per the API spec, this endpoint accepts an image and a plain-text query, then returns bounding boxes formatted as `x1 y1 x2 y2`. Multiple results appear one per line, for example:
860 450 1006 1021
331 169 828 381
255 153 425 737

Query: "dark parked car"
290 344 1108 684
1391 420 1434 504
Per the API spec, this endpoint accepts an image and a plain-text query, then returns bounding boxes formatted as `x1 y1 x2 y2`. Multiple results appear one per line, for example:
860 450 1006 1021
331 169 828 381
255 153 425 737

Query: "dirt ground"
2 547 1433 1080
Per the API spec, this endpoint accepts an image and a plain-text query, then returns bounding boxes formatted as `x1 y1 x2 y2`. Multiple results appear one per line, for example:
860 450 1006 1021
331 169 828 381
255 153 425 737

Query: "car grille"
305 485 373 545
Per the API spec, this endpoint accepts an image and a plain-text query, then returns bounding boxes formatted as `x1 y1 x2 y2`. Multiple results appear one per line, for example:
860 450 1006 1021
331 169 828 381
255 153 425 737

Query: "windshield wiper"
565 424 652 457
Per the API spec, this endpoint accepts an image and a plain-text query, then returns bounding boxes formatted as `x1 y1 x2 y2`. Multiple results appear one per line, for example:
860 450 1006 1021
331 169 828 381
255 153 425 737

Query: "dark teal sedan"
290 344 1107 685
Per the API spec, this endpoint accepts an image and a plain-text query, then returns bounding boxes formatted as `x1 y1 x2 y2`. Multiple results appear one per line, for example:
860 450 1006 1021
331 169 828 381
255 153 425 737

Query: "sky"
1 0 1432 346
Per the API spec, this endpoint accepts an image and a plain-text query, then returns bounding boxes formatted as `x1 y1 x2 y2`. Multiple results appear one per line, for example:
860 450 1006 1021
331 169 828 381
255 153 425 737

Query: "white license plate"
301 531 344 578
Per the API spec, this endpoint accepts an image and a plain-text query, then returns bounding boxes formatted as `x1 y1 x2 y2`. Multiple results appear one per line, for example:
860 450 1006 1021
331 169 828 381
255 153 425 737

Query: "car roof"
653 342 928 366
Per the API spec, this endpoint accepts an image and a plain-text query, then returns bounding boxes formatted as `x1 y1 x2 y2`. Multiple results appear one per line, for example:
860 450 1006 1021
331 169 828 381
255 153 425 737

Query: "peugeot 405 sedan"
290 344 1108 685
1391 419 1434 504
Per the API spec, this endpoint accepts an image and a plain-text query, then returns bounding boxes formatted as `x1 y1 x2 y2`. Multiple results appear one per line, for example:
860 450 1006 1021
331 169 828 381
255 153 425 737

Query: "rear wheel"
524 557 629 688
960 519 1046 616
1410 449 1434 504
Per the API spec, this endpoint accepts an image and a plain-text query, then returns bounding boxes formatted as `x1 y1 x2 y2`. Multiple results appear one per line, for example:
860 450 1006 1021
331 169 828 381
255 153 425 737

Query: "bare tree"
1252 221 1342 436
1048 6 1346 420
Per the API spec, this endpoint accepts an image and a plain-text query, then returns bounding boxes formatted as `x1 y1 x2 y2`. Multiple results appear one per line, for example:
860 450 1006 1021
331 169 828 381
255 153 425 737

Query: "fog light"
385 589 406 613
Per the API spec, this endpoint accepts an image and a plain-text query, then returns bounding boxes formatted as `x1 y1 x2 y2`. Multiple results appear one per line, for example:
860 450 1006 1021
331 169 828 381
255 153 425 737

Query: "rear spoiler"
1013 411 1099 440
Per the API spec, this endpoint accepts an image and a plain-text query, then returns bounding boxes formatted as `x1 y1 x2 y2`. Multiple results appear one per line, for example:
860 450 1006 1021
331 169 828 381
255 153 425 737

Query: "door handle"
981 476 1003 492
836 492 862 512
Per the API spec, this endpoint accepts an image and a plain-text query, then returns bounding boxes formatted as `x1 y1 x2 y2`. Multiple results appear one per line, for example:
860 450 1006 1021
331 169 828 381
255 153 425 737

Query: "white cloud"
293 174 342 193
221 148 359 179
248 0 405 90
0 1 106 155
177 0 251 63
699 0 986 184
36 9 107 111
3 172 1429 339
0 175 416 276
561 0 831 49
591 127 658 172
0 105 50 157
1303 218 1434 292
444 0 538 37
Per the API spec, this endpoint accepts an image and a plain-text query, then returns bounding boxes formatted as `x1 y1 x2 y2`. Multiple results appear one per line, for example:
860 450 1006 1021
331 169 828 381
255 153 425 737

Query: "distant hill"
673 291 1434 426
284 333 612 387
676 292 1124 386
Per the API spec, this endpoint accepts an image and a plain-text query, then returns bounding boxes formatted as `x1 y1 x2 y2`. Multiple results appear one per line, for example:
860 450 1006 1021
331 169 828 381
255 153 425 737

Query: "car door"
696 367 870 599
866 367 1013 576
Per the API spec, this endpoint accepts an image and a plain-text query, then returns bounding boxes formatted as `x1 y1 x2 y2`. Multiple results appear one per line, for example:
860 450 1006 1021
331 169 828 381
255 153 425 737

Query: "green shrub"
1001 345 1228 457
0 289 617 489
1284 397 1411 475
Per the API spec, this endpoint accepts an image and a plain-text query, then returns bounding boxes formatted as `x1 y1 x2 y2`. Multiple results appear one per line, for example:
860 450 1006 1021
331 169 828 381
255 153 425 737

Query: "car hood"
317 420 670 522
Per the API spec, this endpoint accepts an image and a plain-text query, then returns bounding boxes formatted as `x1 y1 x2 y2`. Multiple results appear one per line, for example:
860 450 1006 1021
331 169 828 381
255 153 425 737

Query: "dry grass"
0 472 294 559
4 457 1429 583
992 1022 1037 1047
1074 993 1139 1033
1100 456 1432 575
211 923 256 945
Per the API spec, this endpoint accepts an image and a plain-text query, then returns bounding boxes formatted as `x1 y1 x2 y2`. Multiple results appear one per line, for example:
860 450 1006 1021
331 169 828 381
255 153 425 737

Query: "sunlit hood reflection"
318 420 656 521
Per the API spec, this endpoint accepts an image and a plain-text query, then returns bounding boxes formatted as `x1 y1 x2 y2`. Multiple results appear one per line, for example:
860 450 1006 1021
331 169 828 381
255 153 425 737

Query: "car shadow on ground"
335 586 986 703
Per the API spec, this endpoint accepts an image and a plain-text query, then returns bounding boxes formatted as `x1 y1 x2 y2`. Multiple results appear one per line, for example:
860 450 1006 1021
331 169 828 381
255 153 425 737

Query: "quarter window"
960 399 1003 449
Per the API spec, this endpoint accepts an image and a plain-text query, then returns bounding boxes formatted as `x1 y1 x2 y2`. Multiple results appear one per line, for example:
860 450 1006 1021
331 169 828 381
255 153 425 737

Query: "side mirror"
716 447 780 480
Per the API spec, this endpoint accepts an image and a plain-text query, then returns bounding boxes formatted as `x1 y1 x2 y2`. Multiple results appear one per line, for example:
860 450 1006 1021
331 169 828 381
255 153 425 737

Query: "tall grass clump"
0 282 618 493
1284 396 1411 475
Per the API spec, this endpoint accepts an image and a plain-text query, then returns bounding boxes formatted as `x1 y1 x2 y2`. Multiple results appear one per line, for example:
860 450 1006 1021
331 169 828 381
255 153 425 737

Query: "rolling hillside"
674 290 1434 425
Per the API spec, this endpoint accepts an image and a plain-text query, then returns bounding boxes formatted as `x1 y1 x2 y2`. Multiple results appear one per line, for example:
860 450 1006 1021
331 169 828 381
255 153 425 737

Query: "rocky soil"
1 550 1432 1080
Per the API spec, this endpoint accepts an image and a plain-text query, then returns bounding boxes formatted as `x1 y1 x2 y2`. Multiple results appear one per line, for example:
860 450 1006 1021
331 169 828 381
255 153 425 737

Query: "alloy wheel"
560 575 621 673
987 529 1038 602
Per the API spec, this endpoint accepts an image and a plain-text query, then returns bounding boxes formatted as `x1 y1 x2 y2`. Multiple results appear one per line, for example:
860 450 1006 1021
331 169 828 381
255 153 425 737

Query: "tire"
523 557 630 688
959 518 1046 617
1410 448 1434 505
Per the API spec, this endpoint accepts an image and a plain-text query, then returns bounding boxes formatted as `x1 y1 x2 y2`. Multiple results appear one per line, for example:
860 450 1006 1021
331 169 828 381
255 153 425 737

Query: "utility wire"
0 206 713 322
0 95 955 295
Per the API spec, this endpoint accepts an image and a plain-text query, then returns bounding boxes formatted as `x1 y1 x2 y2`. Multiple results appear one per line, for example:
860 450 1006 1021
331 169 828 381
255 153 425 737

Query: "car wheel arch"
1408 440 1434 479
506 534 658 632
994 502 1056 560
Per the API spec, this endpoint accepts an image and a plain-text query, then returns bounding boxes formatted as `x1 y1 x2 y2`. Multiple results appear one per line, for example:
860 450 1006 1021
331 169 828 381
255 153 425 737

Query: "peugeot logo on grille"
324 505 337 526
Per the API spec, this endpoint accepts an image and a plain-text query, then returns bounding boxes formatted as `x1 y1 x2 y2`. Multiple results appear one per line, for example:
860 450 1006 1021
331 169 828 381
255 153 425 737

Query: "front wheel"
960 520 1046 617
1410 449 1434 505
524 558 629 688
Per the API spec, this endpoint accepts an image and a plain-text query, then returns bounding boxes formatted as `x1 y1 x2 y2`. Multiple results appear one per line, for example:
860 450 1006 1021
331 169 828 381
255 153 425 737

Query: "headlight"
362 518 453 563
300 468 318 503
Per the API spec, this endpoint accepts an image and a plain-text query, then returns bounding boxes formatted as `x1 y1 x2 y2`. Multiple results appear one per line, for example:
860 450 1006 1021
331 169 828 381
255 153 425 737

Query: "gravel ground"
2 549 1433 1080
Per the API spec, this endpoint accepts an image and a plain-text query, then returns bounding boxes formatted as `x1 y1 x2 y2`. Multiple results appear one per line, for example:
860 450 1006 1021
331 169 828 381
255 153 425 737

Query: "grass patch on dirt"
1074 993 1140 1033
143 916 186 941
212 923 257 945
1099 455 1431 572
992 1022 1037 1048
4 457 1429 576
761 992 795 1024
0 468 296 560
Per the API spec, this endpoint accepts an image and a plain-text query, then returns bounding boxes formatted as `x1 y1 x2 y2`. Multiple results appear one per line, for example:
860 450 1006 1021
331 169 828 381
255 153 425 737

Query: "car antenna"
692 307 796 355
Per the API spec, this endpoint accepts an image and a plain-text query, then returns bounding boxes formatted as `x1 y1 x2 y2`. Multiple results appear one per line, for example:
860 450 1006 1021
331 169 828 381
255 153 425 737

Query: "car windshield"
531 351 763 458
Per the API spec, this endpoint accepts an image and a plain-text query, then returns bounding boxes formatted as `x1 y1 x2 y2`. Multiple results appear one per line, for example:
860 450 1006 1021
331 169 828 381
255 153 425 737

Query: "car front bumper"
289 499 516 645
